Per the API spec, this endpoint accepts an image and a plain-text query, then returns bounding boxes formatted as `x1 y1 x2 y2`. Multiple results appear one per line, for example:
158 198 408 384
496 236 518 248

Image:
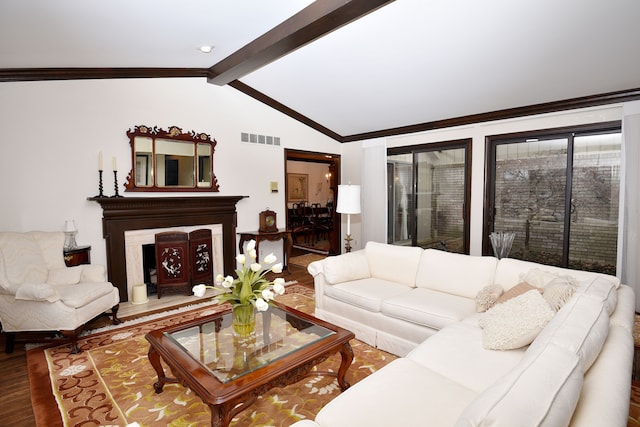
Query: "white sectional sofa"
294 241 635 427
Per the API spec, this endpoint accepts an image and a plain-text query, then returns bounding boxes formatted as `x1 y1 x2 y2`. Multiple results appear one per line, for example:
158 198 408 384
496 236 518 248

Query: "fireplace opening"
142 243 158 296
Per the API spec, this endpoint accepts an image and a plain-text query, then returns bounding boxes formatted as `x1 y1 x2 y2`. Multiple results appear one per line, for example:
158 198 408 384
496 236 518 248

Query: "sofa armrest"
311 271 329 311
307 260 324 277
15 283 60 302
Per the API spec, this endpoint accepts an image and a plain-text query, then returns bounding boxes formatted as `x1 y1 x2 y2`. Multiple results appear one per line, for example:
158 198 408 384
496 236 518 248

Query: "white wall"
0 77 632 265
0 78 341 267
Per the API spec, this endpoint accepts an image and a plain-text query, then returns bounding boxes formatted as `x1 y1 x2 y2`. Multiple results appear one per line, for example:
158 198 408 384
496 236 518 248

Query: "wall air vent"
241 132 281 146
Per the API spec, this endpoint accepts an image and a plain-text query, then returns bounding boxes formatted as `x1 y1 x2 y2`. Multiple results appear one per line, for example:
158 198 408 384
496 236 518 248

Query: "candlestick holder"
111 170 123 198
94 170 106 198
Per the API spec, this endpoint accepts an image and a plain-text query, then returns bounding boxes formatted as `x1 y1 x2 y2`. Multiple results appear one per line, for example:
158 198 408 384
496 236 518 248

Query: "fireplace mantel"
89 196 246 302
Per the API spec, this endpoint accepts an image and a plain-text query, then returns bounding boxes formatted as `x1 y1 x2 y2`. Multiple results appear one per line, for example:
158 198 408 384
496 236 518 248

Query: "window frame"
387 138 472 253
483 121 622 265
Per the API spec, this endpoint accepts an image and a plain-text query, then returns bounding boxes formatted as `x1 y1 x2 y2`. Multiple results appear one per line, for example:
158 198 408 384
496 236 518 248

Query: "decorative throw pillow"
479 290 555 350
475 284 504 312
543 277 576 311
496 282 539 305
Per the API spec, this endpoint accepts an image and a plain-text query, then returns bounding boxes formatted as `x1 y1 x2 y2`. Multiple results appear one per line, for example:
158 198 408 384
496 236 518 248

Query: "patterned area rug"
27 285 396 427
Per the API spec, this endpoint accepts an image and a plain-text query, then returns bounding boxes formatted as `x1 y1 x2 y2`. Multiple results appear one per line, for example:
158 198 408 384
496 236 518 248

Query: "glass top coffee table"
145 301 355 427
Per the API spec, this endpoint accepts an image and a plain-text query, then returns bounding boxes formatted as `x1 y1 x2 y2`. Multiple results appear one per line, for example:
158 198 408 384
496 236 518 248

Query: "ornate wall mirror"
125 125 219 192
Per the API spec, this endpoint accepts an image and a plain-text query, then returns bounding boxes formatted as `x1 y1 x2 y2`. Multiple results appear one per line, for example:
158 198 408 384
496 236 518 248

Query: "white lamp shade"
336 185 361 214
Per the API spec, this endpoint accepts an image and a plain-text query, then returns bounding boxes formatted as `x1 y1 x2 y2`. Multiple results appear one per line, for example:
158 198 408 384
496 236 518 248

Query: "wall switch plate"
270 181 278 193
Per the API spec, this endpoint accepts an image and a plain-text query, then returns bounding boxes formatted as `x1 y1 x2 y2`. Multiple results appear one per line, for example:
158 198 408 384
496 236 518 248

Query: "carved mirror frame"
125 125 220 192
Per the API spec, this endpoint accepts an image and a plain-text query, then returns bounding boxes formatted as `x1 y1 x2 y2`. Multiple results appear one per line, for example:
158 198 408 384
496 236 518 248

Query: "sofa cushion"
415 249 498 298
322 250 370 285
456 343 582 427
317 358 478 427
55 282 115 308
576 275 617 316
407 322 526 393
323 278 412 312
382 288 476 330
0 232 48 292
365 241 423 287
15 283 60 302
520 267 573 289
479 290 555 350
494 257 619 291
528 293 609 373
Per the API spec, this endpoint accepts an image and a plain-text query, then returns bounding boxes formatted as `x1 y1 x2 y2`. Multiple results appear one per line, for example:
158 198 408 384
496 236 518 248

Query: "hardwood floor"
0 264 315 427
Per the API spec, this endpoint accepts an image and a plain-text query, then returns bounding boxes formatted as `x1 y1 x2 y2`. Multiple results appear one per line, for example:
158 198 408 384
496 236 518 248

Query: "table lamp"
336 184 361 252
64 220 78 250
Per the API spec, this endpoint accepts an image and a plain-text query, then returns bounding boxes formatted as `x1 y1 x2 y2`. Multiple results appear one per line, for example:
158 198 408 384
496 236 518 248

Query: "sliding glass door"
485 123 621 273
388 139 471 253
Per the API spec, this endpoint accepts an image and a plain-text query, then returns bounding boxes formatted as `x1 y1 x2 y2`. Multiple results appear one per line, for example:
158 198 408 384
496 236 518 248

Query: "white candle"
112 157 117 171
98 151 103 170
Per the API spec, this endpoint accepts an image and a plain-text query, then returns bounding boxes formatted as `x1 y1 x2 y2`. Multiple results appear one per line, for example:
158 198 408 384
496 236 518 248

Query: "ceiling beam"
0 68 208 82
207 0 395 86
230 80 343 141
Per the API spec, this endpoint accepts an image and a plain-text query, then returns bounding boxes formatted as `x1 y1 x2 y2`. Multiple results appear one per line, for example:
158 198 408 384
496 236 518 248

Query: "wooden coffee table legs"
148 346 179 393
147 340 354 427
337 341 354 391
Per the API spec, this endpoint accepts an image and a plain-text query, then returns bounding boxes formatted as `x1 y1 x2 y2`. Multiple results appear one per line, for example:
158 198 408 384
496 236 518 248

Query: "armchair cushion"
47 266 82 286
15 283 60 302
80 264 106 283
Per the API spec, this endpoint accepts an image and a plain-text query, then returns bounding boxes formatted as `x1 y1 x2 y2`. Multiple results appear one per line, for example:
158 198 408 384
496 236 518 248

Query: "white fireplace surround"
124 224 224 300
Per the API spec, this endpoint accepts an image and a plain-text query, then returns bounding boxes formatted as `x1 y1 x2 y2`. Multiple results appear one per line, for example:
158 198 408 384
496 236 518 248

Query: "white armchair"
0 231 120 353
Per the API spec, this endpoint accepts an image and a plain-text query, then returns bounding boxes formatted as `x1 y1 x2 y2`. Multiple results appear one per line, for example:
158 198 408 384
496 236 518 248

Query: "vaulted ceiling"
2 0 639 142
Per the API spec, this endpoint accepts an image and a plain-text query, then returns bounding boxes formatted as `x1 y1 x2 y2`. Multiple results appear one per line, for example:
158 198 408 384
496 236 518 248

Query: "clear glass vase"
232 304 256 337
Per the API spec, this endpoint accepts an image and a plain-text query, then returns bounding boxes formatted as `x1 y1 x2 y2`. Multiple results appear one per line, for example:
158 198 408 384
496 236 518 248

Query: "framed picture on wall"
287 173 308 202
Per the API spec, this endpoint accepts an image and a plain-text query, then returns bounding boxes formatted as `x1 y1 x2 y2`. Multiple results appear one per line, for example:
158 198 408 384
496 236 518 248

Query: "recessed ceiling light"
199 45 214 53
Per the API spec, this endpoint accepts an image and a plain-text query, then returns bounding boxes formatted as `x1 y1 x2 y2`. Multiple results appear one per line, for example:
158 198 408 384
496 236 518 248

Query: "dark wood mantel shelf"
89 196 247 302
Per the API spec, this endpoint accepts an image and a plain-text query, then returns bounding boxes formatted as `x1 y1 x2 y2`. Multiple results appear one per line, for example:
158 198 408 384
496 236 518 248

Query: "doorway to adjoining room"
285 149 341 263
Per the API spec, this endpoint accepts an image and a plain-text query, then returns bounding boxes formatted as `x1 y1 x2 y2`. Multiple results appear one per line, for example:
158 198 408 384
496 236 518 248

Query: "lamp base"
64 232 78 250
344 234 353 253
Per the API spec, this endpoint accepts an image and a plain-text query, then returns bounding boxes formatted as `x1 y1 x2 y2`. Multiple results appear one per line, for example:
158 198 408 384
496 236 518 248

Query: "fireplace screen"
154 229 213 298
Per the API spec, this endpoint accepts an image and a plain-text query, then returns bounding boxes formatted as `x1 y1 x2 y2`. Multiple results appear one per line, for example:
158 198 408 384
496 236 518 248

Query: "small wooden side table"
63 245 91 267
237 229 292 273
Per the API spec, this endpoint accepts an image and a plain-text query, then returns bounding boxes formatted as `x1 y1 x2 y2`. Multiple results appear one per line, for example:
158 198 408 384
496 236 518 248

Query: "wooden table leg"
336 341 354 391
210 403 232 427
283 231 292 273
148 345 167 393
